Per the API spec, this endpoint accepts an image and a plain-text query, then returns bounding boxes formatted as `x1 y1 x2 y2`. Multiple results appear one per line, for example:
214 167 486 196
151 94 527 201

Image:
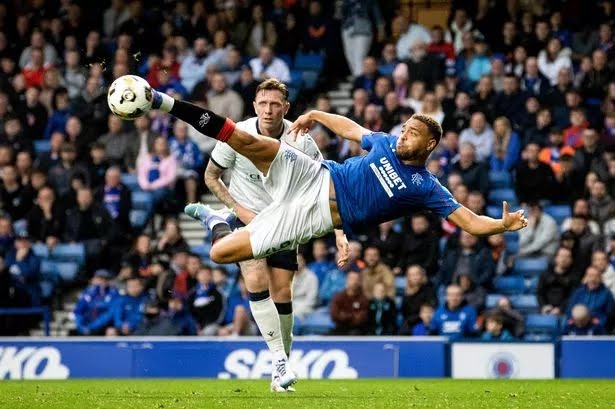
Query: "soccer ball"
107 75 153 120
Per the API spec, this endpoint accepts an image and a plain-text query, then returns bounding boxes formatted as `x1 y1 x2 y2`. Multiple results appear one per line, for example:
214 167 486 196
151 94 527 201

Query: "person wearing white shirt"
248 46 291 84
537 38 572 86
396 22 432 60
459 112 494 161
292 255 319 320
179 37 223 93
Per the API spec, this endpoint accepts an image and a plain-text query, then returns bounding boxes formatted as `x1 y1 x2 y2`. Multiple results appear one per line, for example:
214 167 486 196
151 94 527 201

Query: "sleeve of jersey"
302 133 323 161
426 180 461 219
209 141 236 170
360 132 393 152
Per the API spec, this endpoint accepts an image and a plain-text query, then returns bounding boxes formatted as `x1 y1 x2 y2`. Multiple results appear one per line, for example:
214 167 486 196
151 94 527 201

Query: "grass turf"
0 379 613 409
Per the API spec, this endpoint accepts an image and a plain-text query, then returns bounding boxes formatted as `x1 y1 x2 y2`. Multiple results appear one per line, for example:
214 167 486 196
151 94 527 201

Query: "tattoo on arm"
204 161 237 210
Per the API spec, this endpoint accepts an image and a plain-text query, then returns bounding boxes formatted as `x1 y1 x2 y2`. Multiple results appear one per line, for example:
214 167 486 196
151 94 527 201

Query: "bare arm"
289 110 370 143
204 160 237 209
447 201 528 236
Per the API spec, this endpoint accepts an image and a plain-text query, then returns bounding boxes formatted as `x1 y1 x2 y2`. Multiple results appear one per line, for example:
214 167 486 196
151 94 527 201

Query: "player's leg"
267 252 297 358
152 92 278 174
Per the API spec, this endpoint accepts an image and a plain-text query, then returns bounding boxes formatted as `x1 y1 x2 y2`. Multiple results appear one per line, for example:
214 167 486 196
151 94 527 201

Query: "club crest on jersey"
283 149 297 162
199 113 210 127
411 173 423 186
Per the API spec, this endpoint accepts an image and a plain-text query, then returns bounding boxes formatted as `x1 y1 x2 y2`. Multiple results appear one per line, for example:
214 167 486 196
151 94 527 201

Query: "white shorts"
246 141 334 259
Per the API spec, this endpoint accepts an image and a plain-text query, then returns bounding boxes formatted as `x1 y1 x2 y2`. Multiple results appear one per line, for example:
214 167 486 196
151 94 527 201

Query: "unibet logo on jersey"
218 349 358 379
0 347 70 379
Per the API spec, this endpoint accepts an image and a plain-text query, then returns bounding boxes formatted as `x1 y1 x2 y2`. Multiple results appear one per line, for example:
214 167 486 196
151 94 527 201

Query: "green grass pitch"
1 379 613 409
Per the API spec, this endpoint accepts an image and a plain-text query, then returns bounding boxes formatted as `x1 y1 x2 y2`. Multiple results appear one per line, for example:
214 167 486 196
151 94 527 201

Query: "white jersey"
210 117 323 213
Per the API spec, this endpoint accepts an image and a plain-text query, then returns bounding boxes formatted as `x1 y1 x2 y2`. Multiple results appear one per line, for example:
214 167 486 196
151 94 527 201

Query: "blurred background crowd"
0 0 614 340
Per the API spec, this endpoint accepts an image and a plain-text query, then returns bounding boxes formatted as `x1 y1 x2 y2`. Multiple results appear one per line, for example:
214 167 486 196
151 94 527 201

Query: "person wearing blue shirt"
307 239 337 285
431 284 477 340
5 232 41 306
563 303 605 336
566 266 615 327
411 303 435 336
153 90 528 270
169 120 204 204
490 117 521 172
111 277 150 336
43 88 72 139
73 269 118 335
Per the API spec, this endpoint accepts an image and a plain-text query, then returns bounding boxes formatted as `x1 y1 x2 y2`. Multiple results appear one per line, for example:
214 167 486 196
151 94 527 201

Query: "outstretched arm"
289 110 370 142
447 201 528 236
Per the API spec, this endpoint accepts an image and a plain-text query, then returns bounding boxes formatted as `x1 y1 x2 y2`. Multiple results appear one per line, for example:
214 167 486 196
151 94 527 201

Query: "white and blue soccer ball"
107 75 153 120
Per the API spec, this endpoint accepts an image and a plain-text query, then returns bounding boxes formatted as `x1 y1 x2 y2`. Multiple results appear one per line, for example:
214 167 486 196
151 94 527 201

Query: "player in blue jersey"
147 88 528 386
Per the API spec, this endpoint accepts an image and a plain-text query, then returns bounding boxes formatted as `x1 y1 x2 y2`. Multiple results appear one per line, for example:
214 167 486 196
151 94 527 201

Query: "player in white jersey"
204 79 348 392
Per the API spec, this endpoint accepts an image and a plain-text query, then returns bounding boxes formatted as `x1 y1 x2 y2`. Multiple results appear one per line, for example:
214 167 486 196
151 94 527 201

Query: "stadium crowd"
0 0 614 340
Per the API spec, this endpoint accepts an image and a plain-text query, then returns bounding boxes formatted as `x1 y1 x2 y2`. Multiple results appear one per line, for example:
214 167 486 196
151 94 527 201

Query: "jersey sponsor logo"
369 157 408 198
248 173 261 182
0 347 70 379
199 113 211 127
218 349 358 379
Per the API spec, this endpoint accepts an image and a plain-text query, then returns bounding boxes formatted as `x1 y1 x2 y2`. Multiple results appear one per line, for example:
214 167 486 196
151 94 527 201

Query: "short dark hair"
255 78 289 101
411 114 443 145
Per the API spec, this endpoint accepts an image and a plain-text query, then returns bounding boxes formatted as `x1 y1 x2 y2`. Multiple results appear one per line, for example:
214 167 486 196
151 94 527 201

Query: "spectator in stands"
565 214 604 273
232 65 259 118
446 8 475 54
137 136 177 213
156 218 189 256
367 221 403 270
404 41 443 89
63 187 119 270
396 212 440 276
109 277 149 336
450 143 489 196
22 86 47 140
330 270 369 335
207 72 244 124
520 57 550 99
319 250 356 306
538 127 572 175
489 296 525 338
566 266 615 326
575 128 605 177
561 199 601 235
217 276 258 336
73 269 118 336
537 37 572 86
367 282 397 335
19 31 58 69
1 114 34 156
444 91 472 134
518 203 559 258
87 142 109 189
525 108 553 147
490 116 521 172
62 50 86 101
340 0 384 77
396 18 431 61
0 217 14 256
48 142 88 197
21 47 51 88
0 164 32 220
592 250 615 298
588 179 615 228
94 166 132 239
457 272 486 313
135 294 197 336
581 49 612 102
466 191 486 216
427 25 455 63
249 46 290 83
400 265 437 334
431 284 477 340
515 142 557 204
71 77 108 138
219 48 243 89
563 303 605 336
352 56 380 98
98 115 138 172
362 246 394 299
370 77 392 107
26 186 63 248
5 231 41 307
302 0 334 54
487 233 513 276
493 74 525 128
564 108 589 149
189 265 223 335
179 37 218 94
308 239 336 285
438 230 494 288
538 247 579 315
169 120 204 204
481 311 515 341
292 254 318 320
411 303 435 335
377 43 399 77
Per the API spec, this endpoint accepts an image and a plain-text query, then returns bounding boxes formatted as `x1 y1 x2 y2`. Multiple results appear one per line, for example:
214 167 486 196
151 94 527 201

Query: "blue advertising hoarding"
0 337 447 380
560 337 615 378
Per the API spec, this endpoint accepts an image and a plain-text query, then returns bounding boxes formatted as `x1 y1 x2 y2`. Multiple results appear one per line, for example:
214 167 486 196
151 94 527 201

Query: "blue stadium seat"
294 52 324 72
289 69 303 88
486 294 504 309
525 276 539 293
50 243 86 266
121 173 140 192
32 243 49 259
288 86 300 102
544 204 571 225
486 205 501 218
395 276 406 296
190 243 211 259
488 171 513 189
129 210 149 230
131 191 154 212
494 276 525 295
488 188 517 205
34 140 51 155
277 53 293 69
299 310 334 335
525 314 559 338
39 270 60 300
523 334 554 341
514 257 549 277
41 260 79 282
503 231 519 243
505 239 519 254
302 70 319 90
510 294 539 314
12 220 27 236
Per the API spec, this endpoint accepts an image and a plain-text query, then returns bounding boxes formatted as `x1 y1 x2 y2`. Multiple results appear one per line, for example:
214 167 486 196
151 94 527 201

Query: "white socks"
249 295 285 354
278 313 294 357
154 91 175 112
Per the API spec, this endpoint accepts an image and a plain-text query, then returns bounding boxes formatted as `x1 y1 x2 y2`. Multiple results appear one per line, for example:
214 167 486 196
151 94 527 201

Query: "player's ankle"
151 90 174 112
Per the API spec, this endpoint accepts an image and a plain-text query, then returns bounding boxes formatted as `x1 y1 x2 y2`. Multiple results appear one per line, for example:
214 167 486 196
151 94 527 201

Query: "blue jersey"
322 133 460 234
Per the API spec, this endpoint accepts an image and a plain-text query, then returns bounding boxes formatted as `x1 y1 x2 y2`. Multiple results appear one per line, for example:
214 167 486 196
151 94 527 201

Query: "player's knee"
209 245 228 264
271 284 292 303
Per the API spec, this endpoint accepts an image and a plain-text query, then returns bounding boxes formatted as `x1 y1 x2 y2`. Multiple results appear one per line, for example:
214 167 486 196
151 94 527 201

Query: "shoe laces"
275 359 287 377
